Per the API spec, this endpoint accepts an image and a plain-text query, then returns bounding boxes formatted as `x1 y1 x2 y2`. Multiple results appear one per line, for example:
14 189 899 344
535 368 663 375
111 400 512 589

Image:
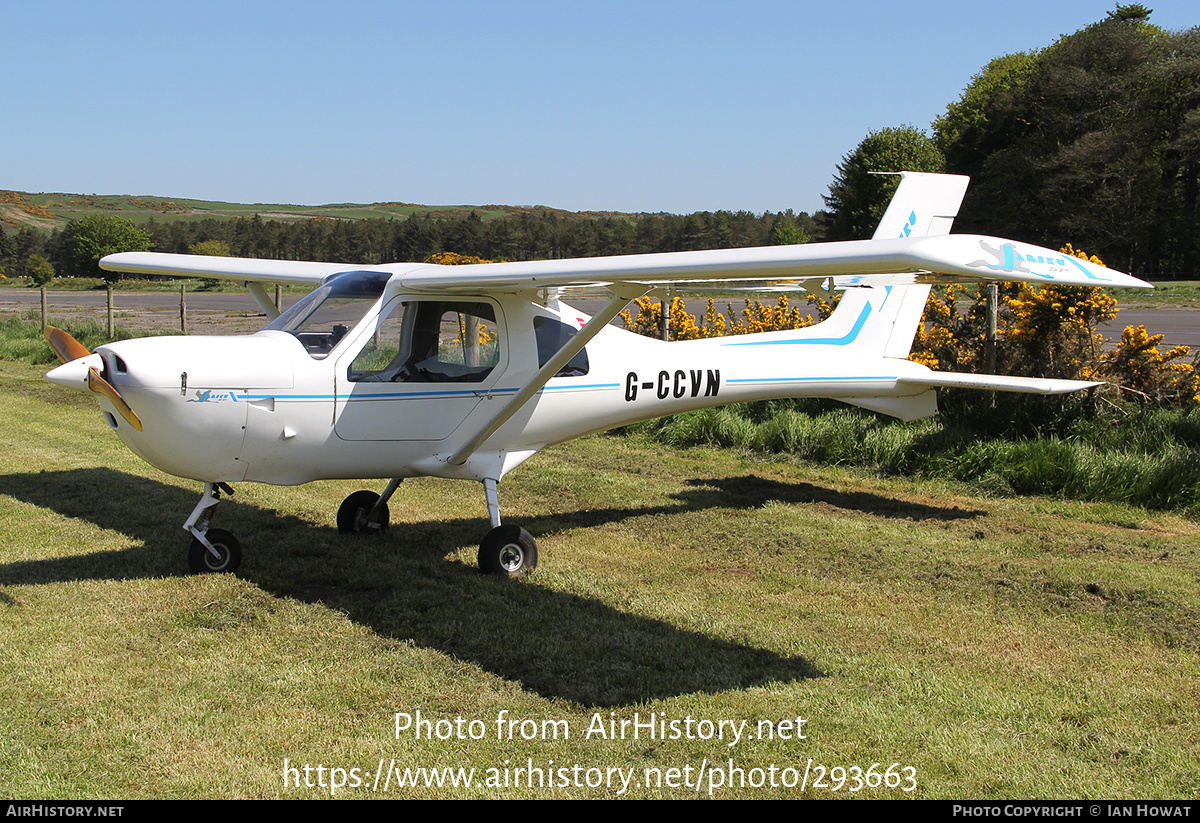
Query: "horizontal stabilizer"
898 371 1103 395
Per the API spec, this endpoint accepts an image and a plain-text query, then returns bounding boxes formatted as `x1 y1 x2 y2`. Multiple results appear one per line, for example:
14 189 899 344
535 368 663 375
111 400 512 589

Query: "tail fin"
829 172 969 421
826 172 970 359
870 171 970 241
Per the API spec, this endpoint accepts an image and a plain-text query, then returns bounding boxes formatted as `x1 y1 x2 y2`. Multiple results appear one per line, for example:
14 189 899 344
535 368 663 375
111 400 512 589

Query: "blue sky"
4 1 1195 215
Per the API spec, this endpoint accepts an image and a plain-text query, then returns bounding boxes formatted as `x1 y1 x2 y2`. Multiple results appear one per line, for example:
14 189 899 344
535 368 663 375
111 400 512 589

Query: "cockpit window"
266 270 391 359
349 300 501 383
534 316 589 377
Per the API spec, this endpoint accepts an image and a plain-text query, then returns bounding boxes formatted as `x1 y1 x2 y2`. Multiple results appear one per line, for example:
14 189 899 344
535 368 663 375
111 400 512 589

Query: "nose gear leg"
182 482 241 574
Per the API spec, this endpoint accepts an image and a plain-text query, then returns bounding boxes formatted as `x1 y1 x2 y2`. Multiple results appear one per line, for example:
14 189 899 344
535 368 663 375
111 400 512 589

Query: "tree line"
0 208 819 283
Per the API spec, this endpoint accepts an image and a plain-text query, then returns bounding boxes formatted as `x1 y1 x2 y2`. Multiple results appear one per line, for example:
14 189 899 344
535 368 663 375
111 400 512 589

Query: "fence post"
40 286 47 329
180 284 187 334
985 284 997 373
986 283 998 407
107 285 114 339
658 286 673 341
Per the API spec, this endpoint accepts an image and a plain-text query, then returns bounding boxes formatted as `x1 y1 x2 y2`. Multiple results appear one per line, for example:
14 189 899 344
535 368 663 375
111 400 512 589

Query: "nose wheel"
188 528 242 574
183 482 242 574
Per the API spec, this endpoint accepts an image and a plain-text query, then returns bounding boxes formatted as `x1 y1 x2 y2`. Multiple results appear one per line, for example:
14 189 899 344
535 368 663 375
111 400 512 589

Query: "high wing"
99 253 360 285
393 234 1150 292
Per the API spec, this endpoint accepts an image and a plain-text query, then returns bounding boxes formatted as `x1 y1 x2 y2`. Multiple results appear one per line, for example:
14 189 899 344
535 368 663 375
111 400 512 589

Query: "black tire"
337 490 389 534
188 528 242 574
478 525 537 577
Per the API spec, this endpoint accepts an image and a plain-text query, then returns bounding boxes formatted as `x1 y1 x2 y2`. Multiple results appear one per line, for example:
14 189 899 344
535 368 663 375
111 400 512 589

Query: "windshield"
265 270 391 358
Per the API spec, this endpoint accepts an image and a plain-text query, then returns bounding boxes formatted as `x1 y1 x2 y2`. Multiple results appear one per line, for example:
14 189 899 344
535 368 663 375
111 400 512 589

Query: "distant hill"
1 188 820 276
0 189 651 232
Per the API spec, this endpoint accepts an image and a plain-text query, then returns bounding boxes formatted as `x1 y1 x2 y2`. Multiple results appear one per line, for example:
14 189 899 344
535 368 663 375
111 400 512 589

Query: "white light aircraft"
43 173 1150 577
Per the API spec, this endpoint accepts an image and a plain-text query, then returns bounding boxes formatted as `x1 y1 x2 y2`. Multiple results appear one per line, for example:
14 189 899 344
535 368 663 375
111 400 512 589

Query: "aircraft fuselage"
84 282 931 487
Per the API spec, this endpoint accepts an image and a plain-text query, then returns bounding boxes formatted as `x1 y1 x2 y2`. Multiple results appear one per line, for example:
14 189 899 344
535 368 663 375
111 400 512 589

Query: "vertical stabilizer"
871 171 970 241
828 172 970 420
866 172 969 359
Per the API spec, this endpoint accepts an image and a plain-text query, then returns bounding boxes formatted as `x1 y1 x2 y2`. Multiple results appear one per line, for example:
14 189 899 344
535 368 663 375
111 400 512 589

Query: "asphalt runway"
3 287 1197 349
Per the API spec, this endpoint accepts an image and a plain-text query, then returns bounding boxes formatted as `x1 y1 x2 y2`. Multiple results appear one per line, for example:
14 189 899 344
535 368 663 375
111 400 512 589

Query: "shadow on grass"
0 467 958 706
677 475 982 521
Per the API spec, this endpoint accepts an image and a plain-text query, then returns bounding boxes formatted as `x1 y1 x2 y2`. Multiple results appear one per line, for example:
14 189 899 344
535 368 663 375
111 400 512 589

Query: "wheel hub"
204 545 229 571
498 544 524 572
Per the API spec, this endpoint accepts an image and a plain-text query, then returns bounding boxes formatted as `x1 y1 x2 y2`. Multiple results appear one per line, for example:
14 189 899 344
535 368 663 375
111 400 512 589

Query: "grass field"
1 360 1197 799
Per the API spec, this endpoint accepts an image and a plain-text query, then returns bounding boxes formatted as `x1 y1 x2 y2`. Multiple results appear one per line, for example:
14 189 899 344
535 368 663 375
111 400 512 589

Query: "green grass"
627 399 1200 514
0 317 160 365
1 360 1197 798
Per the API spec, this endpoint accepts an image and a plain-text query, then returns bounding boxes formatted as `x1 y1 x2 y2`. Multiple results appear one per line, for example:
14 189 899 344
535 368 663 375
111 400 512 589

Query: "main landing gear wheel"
188 528 242 574
337 490 389 534
478 525 537 577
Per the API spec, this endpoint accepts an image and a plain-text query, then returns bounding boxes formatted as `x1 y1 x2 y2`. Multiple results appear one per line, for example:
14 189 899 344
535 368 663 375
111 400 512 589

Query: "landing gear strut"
183 482 241 574
331 476 539 577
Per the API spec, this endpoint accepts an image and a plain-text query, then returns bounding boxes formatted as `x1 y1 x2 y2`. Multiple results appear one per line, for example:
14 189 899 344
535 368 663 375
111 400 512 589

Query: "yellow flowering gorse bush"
620 294 823 340
1100 324 1199 406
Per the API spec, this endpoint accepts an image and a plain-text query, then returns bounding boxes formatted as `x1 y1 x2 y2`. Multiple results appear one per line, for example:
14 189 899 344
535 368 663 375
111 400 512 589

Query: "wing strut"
244 282 282 321
446 283 649 466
